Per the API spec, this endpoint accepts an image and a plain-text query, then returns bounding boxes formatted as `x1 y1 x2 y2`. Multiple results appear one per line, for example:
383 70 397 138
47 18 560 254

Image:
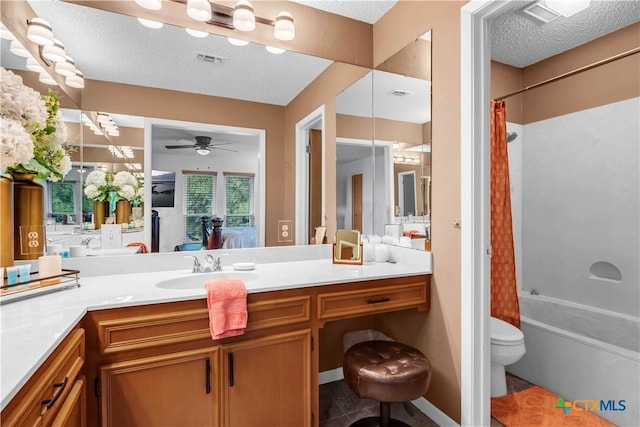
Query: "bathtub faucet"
530 288 539 295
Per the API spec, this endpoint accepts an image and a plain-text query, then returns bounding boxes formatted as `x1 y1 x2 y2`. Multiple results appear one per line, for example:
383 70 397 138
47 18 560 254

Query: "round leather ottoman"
343 340 432 427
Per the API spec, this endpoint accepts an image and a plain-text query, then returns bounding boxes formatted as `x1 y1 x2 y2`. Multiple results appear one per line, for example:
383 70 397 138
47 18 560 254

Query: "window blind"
182 172 216 242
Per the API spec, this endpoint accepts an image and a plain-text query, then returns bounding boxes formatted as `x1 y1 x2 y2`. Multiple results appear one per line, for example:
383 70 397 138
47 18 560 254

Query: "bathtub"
509 293 639 426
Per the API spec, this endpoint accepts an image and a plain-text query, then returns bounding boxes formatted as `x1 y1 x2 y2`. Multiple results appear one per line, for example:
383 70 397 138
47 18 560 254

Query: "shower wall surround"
518 97 639 316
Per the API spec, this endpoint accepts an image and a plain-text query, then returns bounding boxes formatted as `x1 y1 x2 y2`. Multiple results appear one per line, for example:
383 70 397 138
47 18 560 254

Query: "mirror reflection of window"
224 174 255 227
183 172 216 243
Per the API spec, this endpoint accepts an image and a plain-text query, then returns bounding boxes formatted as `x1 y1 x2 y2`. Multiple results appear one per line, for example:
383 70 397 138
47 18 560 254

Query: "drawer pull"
228 353 234 387
367 297 391 304
205 359 211 394
42 376 68 409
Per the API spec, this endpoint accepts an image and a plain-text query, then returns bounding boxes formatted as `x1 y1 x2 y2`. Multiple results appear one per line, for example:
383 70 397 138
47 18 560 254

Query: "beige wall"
492 22 640 125
372 1 466 422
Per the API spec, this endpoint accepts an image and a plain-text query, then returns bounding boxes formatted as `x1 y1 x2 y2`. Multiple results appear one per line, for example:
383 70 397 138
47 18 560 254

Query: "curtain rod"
493 46 640 102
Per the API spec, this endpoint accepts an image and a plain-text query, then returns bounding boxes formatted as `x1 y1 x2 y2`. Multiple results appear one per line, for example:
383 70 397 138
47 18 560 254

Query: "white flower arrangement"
118 184 136 201
0 67 71 182
113 171 138 189
85 170 107 187
84 184 101 200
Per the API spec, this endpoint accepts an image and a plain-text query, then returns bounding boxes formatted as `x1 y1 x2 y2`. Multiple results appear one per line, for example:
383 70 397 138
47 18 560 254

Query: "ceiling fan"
164 136 238 156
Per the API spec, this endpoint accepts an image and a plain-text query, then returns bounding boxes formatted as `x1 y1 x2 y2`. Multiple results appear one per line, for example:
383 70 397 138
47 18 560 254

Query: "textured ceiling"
291 0 397 24
491 0 640 67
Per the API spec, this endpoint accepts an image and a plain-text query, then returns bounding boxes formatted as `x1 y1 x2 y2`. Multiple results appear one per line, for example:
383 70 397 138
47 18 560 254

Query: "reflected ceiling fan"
164 136 237 156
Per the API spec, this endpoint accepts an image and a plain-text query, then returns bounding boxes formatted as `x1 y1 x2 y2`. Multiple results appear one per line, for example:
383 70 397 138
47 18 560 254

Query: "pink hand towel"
206 278 248 340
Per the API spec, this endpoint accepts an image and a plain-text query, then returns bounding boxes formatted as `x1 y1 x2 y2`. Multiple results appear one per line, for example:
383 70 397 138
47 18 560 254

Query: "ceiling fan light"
134 0 162 11
38 72 58 86
137 18 164 29
227 37 249 46
26 56 45 73
274 12 295 41
185 28 208 38
10 39 30 58
66 70 85 88
196 148 210 156
42 39 65 62
55 56 76 77
233 0 255 32
27 18 54 46
187 0 212 22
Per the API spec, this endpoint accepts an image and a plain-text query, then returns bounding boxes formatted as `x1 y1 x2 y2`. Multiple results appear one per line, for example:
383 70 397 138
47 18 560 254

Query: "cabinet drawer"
97 296 310 354
317 281 428 321
2 329 85 427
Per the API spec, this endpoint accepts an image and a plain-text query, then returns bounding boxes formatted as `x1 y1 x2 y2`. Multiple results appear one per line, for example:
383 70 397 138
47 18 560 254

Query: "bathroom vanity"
0 250 431 427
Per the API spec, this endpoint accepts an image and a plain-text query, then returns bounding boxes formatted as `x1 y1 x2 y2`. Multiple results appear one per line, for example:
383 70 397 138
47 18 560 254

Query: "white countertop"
0 246 431 410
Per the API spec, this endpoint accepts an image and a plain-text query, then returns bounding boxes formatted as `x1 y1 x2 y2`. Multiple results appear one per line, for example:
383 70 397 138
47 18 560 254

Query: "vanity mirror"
333 229 363 265
335 30 432 249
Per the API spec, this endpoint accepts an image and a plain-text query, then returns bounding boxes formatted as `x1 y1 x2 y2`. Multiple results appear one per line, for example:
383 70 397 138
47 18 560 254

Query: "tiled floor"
319 380 439 427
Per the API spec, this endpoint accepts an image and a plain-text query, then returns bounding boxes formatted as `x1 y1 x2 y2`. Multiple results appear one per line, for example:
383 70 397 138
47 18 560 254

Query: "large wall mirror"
335 30 432 249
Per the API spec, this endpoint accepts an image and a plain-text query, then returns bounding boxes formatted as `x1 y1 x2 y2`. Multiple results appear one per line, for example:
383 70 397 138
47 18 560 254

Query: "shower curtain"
490 100 520 328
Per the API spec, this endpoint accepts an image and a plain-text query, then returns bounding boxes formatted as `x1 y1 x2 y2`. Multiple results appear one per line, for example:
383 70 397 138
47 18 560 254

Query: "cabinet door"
221 329 311 427
50 377 86 427
100 348 218 427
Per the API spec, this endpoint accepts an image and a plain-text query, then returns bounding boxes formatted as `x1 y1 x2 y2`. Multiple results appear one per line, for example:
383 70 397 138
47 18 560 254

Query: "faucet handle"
184 255 202 273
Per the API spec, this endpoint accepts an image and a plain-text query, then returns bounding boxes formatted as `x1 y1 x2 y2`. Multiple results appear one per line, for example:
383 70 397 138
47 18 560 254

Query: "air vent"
194 52 226 64
522 1 560 23
390 89 411 97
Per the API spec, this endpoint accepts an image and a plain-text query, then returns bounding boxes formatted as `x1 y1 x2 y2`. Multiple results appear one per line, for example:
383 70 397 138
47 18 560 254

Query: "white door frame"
461 1 513 426
295 105 325 245
397 170 417 216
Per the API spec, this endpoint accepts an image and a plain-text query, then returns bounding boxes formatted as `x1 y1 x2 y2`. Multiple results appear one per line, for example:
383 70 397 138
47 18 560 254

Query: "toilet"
490 316 526 397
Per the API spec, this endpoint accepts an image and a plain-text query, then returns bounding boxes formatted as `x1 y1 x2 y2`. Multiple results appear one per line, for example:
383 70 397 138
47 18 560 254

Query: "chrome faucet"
80 236 100 247
184 255 203 273
203 254 224 272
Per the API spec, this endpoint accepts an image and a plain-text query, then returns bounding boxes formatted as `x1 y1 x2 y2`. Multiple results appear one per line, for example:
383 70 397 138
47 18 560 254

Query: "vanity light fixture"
42 39 66 62
265 45 285 54
185 28 208 38
227 37 249 46
26 18 54 46
54 55 76 77
0 23 16 41
26 56 45 73
134 0 163 11
10 39 30 57
274 12 295 41
187 0 212 22
233 0 255 31
66 70 85 89
38 71 58 86
137 18 164 29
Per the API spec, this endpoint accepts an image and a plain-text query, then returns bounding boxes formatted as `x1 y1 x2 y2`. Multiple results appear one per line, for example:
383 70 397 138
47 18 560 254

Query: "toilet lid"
490 317 524 345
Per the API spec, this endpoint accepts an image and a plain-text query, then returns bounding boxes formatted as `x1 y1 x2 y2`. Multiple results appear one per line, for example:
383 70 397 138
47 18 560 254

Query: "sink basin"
156 271 260 290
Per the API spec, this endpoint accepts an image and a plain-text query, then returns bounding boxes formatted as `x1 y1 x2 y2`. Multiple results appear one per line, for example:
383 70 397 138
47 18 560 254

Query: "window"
183 172 216 242
224 174 254 227
49 182 75 223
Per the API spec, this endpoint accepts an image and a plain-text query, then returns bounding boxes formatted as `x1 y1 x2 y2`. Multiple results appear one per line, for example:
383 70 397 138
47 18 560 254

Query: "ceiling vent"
390 89 411 97
194 52 226 64
522 1 561 24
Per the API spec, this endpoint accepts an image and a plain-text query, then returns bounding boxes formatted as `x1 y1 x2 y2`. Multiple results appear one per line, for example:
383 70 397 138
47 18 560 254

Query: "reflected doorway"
398 171 417 216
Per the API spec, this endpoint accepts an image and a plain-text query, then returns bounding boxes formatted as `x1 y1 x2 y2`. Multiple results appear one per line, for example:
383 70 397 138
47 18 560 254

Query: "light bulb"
227 37 249 46
0 24 16 41
42 39 66 62
137 18 164 29
187 0 212 22
27 17 54 46
274 11 295 41
10 40 30 57
134 0 162 11
38 72 58 86
55 56 76 77
185 28 208 38
66 70 85 89
233 0 255 31
26 57 45 73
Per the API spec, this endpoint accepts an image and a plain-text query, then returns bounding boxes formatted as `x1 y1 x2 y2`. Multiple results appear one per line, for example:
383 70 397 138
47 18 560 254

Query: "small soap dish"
233 262 256 271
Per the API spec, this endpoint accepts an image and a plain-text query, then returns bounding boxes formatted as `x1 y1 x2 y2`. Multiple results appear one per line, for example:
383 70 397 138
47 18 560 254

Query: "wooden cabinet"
99 348 218 427
50 376 86 427
1 329 85 427
220 329 311 427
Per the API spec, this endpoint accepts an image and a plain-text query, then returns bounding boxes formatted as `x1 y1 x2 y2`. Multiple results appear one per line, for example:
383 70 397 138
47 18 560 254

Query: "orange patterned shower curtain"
490 100 520 329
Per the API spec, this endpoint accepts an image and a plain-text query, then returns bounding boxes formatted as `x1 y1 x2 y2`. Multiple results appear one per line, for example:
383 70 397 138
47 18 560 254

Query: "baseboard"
318 367 343 385
411 396 460 426
319 369 459 426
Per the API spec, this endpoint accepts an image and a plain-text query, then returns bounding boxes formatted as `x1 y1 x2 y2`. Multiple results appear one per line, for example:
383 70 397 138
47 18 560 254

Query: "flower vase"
93 200 108 230
116 200 131 224
12 173 45 260
0 176 14 269
132 206 143 221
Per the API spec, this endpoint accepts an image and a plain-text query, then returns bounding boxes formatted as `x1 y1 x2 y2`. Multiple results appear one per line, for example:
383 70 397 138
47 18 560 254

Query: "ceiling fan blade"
165 145 194 149
211 147 238 152
208 142 231 147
